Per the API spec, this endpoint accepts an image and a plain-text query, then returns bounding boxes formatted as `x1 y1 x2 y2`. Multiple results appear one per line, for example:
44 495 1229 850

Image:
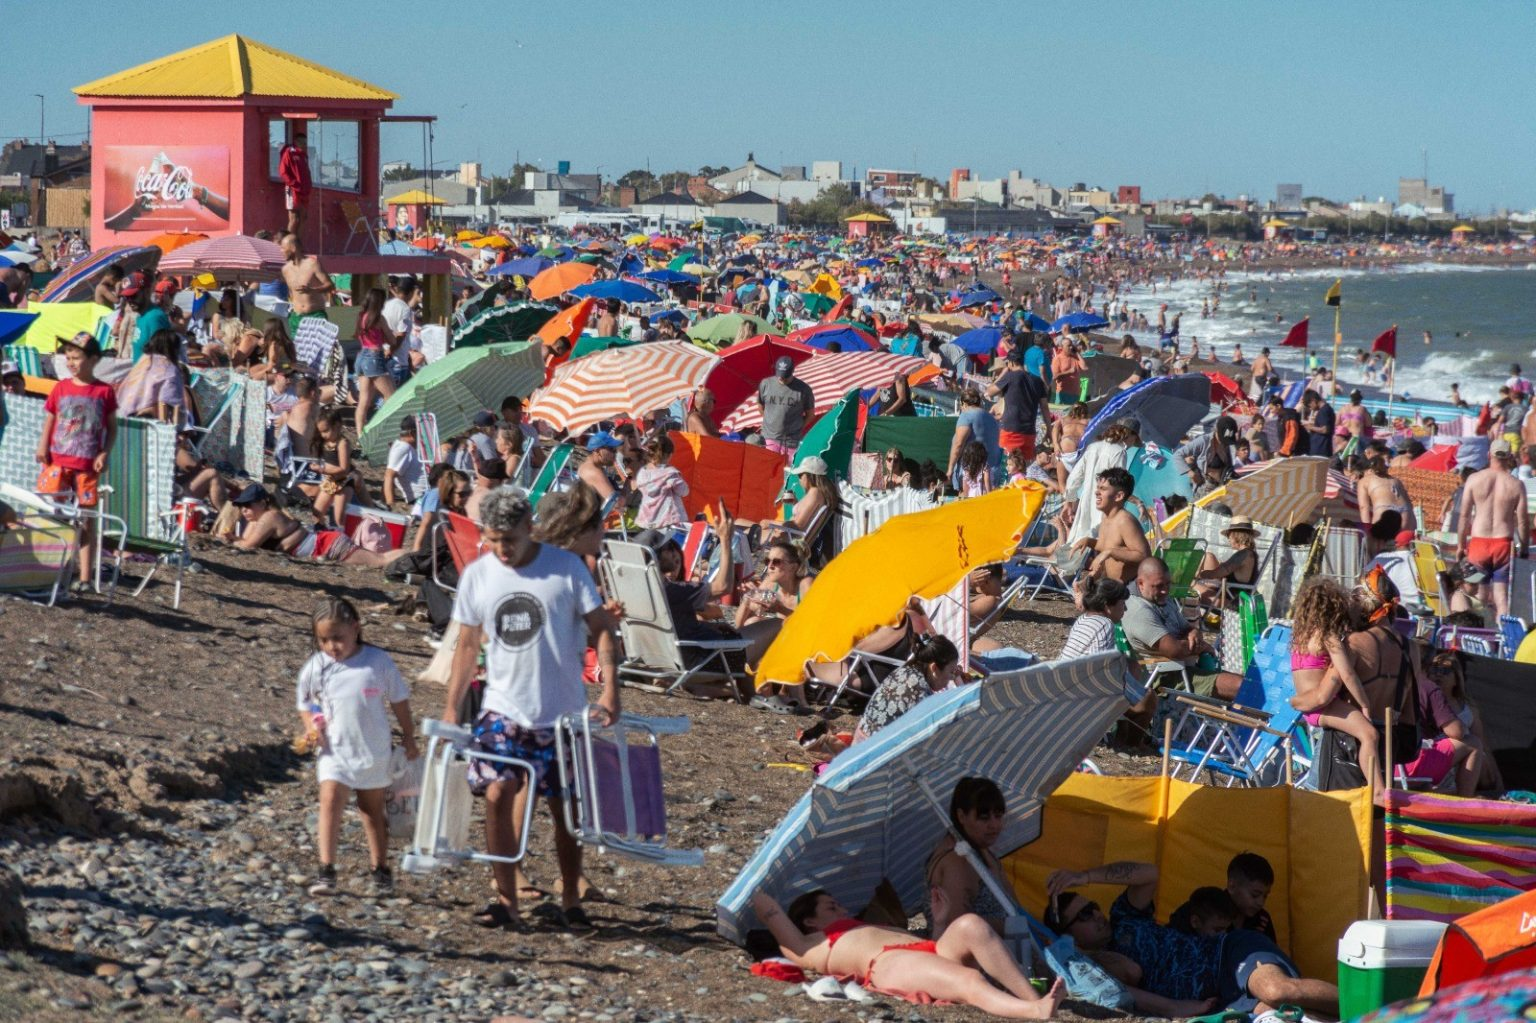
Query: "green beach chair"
1157 537 1208 602
527 443 579 509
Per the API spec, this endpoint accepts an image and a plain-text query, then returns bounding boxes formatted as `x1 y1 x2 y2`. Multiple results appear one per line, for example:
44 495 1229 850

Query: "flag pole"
1331 302 1342 382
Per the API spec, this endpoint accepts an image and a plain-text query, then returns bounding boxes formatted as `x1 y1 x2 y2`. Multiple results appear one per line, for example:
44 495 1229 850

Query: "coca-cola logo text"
133 163 196 205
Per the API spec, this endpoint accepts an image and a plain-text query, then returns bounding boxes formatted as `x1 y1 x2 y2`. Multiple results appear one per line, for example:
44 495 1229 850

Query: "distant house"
383 175 474 206
712 189 781 227
632 190 705 224
708 154 783 195
0 140 93 228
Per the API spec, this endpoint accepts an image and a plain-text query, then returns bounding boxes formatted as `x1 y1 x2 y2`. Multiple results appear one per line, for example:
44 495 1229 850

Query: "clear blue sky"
7 0 1533 211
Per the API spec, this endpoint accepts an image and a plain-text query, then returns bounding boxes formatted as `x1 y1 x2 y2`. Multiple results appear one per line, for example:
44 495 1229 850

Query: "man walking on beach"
758 356 813 455
1249 348 1272 399
444 489 619 932
987 346 1047 458
1456 444 1529 620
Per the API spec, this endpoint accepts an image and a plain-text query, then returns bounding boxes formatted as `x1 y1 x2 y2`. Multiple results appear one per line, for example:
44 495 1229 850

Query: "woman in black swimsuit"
1194 516 1261 606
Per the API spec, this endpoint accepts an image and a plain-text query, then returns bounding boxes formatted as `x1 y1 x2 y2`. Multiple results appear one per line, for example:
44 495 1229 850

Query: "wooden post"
1383 707 1395 795
1284 734 1294 787
1160 717 1173 779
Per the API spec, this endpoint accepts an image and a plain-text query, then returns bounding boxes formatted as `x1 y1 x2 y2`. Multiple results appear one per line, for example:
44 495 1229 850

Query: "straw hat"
1222 516 1258 537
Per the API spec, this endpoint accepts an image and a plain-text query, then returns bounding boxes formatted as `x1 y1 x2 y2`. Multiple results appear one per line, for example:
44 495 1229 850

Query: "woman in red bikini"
749 889 1063 1018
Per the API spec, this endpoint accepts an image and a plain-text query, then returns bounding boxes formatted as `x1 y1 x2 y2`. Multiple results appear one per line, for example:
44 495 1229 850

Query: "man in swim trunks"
1456 443 1529 619
750 889 1062 1017
280 233 335 338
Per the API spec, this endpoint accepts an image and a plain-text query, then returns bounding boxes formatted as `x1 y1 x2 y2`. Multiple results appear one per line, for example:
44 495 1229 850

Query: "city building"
1276 183 1303 209
631 190 705 224
708 154 783 195
1398 177 1453 214
1115 185 1142 207
865 168 919 196
711 189 782 227
0 140 93 228
949 168 971 199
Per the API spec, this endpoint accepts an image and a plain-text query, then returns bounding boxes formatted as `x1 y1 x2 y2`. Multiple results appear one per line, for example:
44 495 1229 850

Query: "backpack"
350 515 392 553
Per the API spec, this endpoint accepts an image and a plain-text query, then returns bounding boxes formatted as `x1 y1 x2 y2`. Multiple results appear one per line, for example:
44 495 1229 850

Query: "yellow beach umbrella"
807 272 842 298
625 233 649 246
755 483 1047 686
456 229 484 242
472 235 511 250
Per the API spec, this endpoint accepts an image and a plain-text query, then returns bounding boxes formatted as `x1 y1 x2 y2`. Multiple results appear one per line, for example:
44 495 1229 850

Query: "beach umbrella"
527 341 719 434
1020 311 1053 332
535 297 594 348
358 341 545 462
490 256 554 278
716 648 1127 944
453 301 559 348
571 335 639 360
453 281 512 325
158 235 284 282
376 240 418 255
782 323 877 352
568 279 660 304
1051 311 1110 334
1356 969 1536 1022
471 235 512 250
1231 460 1358 523
455 229 484 242
795 291 838 317
528 261 597 300
778 388 861 505
679 262 716 277
753 483 1049 686
635 268 699 286
649 309 687 325
1221 456 1331 527
1202 370 1245 406
950 326 1005 356
0 311 39 346
145 231 208 254
624 233 649 246
955 285 1001 308
687 312 772 346
1411 444 1460 472
1080 373 1212 450
702 335 815 422
917 311 984 333
411 236 442 251
721 351 927 432
39 245 160 303
536 245 573 259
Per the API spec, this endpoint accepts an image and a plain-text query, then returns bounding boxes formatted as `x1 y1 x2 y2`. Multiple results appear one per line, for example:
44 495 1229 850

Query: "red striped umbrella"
157 235 284 282
528 341 719 433
721 351 927 432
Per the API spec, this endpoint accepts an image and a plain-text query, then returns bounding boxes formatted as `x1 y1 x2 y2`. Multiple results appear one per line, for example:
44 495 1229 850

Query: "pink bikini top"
1291 650 1331 672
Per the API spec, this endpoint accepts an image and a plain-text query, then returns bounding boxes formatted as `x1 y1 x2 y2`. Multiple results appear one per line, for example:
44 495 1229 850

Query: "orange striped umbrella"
721 351 927 432
528 261 597 300
528 341 719 433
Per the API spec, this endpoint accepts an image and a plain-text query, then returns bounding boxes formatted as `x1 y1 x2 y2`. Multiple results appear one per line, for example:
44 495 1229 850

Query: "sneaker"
306 864 337 897
368 866 394 896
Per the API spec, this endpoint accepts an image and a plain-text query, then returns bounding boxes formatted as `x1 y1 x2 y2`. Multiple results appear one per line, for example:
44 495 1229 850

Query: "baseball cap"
472 411 496 428
1394 529 1416 548
633 528 681 555
793 455 830 476
586 431 623 452
774 355 795 376
230 483 271 506
154 278 179 297
119 272 146 297
56 332 102 358
0 360 18 378
478 457 508 481
1491 437 1513 456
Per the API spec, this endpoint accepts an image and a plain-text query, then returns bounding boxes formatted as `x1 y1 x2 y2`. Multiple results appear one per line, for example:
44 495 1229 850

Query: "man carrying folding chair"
442 489 620 933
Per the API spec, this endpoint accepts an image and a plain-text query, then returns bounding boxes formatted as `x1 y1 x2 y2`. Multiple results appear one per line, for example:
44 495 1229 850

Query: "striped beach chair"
1385 790 1536 923
3 343 43 378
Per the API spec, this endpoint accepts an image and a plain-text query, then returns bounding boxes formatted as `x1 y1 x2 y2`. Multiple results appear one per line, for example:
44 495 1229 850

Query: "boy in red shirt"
35 331 117 591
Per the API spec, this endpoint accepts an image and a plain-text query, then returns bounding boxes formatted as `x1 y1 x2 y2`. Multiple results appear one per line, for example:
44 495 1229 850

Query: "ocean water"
1118 263 1536 405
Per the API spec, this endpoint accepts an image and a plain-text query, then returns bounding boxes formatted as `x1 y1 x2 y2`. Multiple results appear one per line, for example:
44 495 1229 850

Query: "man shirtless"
1248 347 1273 400
1456 446 1530 619
280 233 335 337
1071 467 1150 583
576 431 624 503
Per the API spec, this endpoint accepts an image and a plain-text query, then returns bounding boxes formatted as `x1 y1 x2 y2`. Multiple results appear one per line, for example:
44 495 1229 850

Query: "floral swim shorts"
465 711 566 799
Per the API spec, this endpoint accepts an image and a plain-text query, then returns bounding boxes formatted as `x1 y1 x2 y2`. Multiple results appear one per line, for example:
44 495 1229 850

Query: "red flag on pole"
1371 325 1398 359
1280 317 1310 348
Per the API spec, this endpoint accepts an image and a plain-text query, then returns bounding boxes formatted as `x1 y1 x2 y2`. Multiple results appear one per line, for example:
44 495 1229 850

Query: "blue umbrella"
854 257 883 268
951 326 1005 357
0 253 20 269
376 240 418 255
1080 373 1213 450
1021 311 1053 332
956 285 1002 308
491 256 555 278
716 653 1130 944
794 326 877 352
1051 311 1110 334
569 280 661 304
617 253 646 275
649 309 687 324
0 311 39 346
636 269 700 286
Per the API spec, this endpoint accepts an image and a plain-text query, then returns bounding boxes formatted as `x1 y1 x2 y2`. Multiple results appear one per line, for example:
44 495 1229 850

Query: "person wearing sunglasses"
1043 860 1338 1019
736 539 813 713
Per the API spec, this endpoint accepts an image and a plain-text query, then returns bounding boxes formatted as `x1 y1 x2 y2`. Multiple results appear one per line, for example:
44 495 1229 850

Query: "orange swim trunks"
999 430 1035 458
36 464 101 508
1466 536 1514 583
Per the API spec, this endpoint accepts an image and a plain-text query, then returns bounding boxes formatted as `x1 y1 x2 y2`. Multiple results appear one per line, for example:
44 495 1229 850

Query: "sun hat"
793 456 829 476
1221 516 1258 537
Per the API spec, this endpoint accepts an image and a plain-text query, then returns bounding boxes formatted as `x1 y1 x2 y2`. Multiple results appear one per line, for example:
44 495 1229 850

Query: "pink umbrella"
721 351 927 432
156 235 285 282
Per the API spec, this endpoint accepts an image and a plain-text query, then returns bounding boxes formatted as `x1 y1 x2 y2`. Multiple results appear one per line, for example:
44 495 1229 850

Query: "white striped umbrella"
528 341 718 433
1230 457 1359 526
720 351 927 432
157 235 285 282
715 652 1130 945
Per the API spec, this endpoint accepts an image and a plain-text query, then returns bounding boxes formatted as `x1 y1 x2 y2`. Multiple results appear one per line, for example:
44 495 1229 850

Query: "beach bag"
417 620 461 686
1039 932 1135 1011
384 748 424 839
350 515 392 553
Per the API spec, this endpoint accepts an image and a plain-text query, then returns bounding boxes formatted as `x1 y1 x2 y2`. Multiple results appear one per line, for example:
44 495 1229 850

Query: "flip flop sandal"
556 905 595 932
472 902 527 932
1186 1012 1248 1023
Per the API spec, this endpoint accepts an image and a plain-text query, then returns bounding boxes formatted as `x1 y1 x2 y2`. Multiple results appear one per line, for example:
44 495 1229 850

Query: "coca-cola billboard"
103 146 231 232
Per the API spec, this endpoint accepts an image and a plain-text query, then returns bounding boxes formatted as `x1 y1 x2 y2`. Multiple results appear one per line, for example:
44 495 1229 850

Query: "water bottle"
308 702 328 752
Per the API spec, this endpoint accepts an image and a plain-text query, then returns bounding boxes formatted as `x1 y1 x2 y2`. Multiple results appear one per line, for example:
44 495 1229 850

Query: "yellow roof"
74 34 396 101
1451 224 1475 231
384 190 446 206
844 212 892 223
1262 218 1291 228
1091 215 1122 224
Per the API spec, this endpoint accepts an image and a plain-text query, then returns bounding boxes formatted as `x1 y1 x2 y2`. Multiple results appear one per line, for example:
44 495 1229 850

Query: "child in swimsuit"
1289 578 1383 799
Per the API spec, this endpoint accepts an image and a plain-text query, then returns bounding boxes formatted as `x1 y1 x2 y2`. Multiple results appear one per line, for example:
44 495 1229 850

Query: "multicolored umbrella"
527 341 719 433
452 301 559 348
783 323 878 352
528 261 597 300
721 351 926 432
358 342 545 462
38 245 160 303
158 236 284 282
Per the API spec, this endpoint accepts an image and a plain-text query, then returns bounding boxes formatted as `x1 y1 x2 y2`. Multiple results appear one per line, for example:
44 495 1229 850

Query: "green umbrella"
666 251 702 271
359 342 545 462
454 280 512 324
536 246 567 258
781 388 861 503
571 334 639 360
453 301 559 348
687 312 772 345
797 292 837 317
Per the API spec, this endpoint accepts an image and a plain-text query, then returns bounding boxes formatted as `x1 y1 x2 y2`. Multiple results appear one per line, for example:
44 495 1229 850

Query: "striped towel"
414 412 440 467
0 518 76 595
1384 791 1536 922
3 344 42 377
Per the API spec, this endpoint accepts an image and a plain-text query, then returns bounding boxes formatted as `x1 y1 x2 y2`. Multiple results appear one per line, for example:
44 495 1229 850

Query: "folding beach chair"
1408 540 1449 618
431 511 484 596
527 443 579 508
413 412 440 468
1317 523 1367 588
0 484 81 606
599 539 751 698
1433 624 1500 657
400 718 537 874
554 710 703 866
1500 614 1529 660
3 343 43 378
117 498 207 610
1155 536 1208 604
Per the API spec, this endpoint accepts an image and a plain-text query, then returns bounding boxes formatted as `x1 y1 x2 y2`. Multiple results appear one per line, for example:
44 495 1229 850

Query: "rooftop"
73 34 396 102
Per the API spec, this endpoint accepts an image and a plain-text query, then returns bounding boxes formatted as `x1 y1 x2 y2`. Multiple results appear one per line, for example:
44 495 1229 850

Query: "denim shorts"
355 349 392 379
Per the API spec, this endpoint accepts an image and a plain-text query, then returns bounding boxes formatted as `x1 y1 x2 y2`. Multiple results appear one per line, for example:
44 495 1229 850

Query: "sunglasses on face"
765 557 794 567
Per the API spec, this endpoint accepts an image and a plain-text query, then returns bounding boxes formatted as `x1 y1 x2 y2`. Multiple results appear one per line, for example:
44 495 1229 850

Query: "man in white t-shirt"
383 416 426 508
383 276 421 372
444 489 618 931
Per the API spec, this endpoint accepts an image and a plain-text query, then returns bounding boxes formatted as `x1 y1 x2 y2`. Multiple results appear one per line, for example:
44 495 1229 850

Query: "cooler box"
1337 919 1447 1020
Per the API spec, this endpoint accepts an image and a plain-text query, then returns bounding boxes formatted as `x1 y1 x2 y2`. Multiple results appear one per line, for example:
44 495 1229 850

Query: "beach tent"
667 431 786 524
1004 772 1372 982
755 483 1047 686
18 302 111 353
1418 888 1536 994
1384 790 1536 925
